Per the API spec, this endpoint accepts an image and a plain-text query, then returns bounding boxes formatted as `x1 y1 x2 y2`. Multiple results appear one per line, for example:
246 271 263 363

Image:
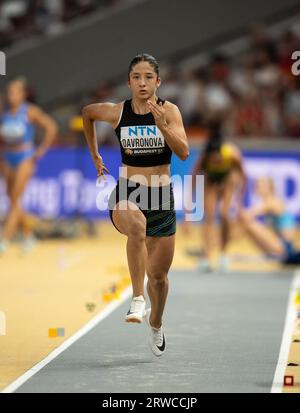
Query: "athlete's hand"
32 147 46 163
147 100 168 130
93 153 109 181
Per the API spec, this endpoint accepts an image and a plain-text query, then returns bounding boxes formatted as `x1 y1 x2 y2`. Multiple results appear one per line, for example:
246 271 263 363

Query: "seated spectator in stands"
253 47 281 90
157 65 181 105
228 89 267 137
249 22 277 63
260 85 284 137
177 69 207 127
283 76 300 138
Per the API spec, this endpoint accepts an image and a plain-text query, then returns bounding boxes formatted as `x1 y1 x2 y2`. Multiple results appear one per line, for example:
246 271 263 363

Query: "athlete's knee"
148 271 168 288
127 219 146 241
9 197 21 210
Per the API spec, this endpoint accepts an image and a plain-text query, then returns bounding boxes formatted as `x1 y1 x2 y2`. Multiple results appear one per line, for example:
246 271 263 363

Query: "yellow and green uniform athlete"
191 134 247 272
204 142 235 184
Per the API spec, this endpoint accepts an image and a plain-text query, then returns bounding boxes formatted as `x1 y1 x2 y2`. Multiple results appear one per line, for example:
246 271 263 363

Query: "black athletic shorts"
108 177 176 237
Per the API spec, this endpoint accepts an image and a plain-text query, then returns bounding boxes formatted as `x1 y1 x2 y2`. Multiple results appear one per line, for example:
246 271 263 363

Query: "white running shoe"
143 308 166 357
21 236 36 254
219 254 230 273
197 258 213 273
125 295 146 323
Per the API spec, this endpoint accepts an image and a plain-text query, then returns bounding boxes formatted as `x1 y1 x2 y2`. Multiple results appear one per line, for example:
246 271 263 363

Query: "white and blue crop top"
0 103 35 145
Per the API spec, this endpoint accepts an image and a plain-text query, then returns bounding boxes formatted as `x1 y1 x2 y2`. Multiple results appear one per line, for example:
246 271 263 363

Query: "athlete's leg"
1 161 31 238
219 173 236 253
203 182 219 265
112 201 147 297
19 214 32 238
2 158 35 241
239 210 284 256
0 161 14 251
145 235 175 329
0 160 14 195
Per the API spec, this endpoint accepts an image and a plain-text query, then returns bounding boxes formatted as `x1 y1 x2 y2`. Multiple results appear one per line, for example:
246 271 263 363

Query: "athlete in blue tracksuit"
0 78 57 253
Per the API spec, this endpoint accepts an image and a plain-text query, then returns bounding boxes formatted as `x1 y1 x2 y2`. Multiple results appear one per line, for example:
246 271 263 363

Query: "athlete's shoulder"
222 142 241 159
27 103 39 112
27 103 44 121
163 100 182 116
112 101 126 129
162 101 185 128
162 100 177 110
82 101 124 127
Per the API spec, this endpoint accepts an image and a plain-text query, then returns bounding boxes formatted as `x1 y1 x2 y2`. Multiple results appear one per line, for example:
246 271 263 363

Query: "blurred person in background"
239 177 300 265
204 54 233 118
156 65 181 106
283 76 300 138
0 78 57 254
177 68 207 128
249 22 277 63
189 118 247 272
228 88 267 137
91 81 118 147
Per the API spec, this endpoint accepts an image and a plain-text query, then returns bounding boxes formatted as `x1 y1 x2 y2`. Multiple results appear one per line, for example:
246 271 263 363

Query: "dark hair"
204 136 222 155
128 53 160 78
203 120 223 156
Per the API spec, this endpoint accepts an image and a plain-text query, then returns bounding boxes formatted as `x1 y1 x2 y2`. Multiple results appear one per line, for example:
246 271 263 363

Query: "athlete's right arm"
82 102 120 156
81 102 121 178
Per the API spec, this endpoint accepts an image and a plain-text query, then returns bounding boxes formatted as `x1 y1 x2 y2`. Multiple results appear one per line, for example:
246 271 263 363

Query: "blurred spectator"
92 82 117 146
228 90 266 137
283 76 300 138
253 47 281 88
5 16 300 142
157 65 181 105
58 20 300 142
229 53 256 96
34 0 65 36
177 69 207 127
249 22 278 62
0 0 128 48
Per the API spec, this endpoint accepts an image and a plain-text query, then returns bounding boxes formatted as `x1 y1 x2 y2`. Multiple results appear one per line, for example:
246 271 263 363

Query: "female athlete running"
82 53 189 356
190 122 247 272
0 78 57 253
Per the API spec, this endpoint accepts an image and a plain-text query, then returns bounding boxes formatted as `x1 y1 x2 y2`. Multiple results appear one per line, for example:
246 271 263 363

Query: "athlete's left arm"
147 100 189 161
28 105 58 160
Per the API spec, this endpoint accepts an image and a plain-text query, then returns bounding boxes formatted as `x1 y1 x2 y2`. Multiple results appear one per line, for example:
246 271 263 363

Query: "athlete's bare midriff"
3 141 33 152
120 163 171 186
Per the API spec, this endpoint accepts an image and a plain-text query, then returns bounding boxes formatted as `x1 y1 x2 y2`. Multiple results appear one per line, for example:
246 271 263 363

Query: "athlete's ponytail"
203 119 223 155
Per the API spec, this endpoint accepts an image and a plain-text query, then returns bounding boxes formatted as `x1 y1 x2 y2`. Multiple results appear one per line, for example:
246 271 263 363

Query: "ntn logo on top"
121 125 162 138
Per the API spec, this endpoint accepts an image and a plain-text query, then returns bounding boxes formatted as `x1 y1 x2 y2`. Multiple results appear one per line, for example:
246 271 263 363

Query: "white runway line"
271 269 300 393
1 286 132 393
